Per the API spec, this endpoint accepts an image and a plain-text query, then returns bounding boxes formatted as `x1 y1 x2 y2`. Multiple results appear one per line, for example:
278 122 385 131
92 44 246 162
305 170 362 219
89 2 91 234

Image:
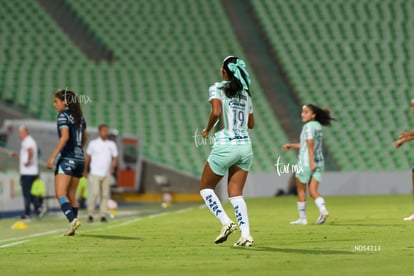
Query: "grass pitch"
0 195 413 275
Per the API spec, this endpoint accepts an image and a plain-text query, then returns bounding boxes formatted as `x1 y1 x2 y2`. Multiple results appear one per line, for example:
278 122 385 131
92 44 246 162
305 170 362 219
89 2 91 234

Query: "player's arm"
247 96 254 129
8 151 18 158
111 156 118 175
82 131 88 148
306 139 316 170
393 135 414 148
248 113 254 129
111 143 119 175
25 147 34 166
202 99 221 138
83 154 91 177
399 130 414 139
46 127 69 169
282 143 300 150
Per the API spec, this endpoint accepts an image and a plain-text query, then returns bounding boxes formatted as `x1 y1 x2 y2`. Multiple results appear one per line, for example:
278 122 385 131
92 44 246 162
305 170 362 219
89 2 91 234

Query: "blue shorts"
55 158 84 178
207 143 253 176
296 166 323 184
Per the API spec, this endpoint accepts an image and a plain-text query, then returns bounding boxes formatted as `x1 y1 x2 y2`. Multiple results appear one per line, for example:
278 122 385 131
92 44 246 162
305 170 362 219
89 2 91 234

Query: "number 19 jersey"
208 81 253 145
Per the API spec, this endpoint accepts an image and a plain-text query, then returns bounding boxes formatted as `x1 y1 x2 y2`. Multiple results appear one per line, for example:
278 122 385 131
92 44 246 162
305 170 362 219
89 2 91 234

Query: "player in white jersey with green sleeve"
200 56 254 247
298 121 324 171
208 82 253 146
283 104 335 225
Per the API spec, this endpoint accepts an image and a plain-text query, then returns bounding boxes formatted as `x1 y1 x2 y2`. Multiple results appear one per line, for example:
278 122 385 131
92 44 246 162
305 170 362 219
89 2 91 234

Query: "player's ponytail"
54 89 84 129
222 56 251 98
306 104 336 126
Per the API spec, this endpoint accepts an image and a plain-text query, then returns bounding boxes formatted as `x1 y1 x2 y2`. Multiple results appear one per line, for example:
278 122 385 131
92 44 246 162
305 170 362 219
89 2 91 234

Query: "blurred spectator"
84 124 118 223
9 126 39 221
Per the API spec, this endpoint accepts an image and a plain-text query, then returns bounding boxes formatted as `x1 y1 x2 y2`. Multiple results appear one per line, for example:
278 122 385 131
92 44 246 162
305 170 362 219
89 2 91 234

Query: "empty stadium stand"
0 0 296 176
251 0 414 171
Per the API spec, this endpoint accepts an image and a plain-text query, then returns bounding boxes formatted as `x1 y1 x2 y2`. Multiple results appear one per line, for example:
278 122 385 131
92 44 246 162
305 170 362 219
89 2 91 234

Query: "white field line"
0 206 197 247
0 229 65 244
0 240 32 248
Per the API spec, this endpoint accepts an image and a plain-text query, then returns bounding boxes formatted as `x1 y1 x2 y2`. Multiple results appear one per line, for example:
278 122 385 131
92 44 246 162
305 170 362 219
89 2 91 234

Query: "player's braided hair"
54 89 84 129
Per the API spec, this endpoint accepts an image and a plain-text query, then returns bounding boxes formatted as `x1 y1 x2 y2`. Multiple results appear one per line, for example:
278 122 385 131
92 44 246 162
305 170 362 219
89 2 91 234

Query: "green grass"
1 196 414 275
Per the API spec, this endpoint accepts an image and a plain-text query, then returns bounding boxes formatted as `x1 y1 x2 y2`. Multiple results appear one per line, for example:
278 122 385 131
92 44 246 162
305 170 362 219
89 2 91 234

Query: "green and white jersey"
208 81 253 145
298 120 324 167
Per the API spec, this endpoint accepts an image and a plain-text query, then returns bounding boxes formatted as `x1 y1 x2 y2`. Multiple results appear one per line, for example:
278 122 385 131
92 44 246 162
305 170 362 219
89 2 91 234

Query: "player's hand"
393 141 402 148
310 162 316 171
46 157 54 169
8 151 18 158
201 129 209 138
282 144 291 151
393 138 405 148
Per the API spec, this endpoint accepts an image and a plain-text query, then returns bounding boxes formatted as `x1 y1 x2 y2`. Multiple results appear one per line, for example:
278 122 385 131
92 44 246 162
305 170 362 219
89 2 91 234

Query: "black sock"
61 202 75 222
72 207 78 218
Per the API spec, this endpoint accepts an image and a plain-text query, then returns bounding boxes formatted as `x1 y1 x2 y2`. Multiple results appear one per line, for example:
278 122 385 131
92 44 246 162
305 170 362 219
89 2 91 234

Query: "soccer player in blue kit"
47 89 88 236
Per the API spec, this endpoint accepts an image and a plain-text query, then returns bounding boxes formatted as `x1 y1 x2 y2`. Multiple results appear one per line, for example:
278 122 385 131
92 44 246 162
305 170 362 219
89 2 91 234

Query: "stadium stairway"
36 0 114 62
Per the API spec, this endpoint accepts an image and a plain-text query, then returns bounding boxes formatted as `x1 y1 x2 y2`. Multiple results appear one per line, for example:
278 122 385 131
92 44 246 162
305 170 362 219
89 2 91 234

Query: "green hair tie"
227 59 251 91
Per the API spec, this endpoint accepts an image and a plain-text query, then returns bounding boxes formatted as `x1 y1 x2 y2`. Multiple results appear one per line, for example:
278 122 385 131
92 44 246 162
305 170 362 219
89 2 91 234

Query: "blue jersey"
57 108 86 161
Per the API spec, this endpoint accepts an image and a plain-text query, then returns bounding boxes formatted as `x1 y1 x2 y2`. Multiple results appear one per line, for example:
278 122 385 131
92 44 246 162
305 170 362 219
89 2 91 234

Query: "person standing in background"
84 124 118 223
9 126 39 221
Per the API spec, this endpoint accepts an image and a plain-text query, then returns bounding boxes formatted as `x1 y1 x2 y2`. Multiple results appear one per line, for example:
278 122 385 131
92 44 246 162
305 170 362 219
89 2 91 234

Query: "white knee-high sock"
230 196 250 238
297 201 307 219
200 189 231 225
314 197 327 214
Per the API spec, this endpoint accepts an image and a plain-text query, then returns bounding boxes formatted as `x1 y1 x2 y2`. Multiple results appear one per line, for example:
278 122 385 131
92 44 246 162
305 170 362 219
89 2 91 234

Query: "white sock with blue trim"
314 197 327 215
297 201 307 219
200 189 231 225
230 196 250 238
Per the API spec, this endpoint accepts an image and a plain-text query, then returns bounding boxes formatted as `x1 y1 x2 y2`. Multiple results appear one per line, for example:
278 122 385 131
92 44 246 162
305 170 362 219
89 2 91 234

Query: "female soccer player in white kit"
200 56 254 247
283 104 335 225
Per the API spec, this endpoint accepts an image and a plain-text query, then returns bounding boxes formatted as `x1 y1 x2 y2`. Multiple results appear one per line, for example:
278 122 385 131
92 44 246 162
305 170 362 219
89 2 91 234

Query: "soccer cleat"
289 218 308 225
87 216 93 223
234 236 254 247
100 216 107 223
65 218 81 236
403 214 414 221
214 222 237 244
316 212 329 224
20 215 31 223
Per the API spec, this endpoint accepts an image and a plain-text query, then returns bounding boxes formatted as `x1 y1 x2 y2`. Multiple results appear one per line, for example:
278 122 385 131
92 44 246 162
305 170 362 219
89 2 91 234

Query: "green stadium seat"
251 0 414 171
